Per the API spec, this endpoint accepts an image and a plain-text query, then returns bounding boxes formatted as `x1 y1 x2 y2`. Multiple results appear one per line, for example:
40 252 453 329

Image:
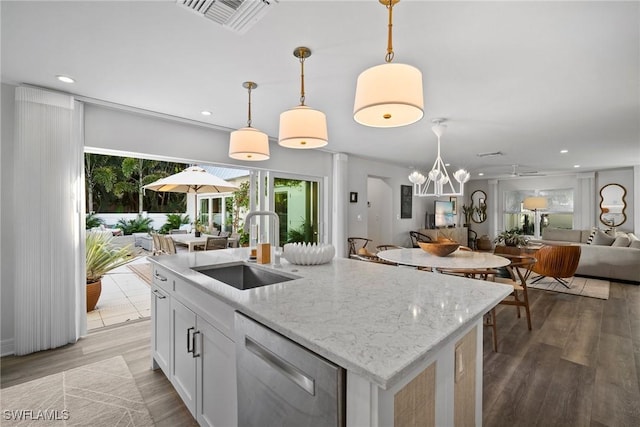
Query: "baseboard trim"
1 338 15 356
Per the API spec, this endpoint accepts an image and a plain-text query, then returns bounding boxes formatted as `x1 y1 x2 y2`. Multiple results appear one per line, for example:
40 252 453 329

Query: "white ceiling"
2 0 639 179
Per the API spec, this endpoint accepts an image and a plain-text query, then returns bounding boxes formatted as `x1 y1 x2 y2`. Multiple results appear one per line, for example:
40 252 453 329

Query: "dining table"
170 233 240 251
377 247 511 273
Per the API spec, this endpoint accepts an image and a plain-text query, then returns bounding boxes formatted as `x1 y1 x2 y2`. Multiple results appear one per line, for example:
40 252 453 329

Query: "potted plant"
493 229 529 247
86 232 135 312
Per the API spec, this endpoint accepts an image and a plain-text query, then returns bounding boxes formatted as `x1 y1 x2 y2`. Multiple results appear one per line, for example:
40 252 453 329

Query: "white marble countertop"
148 248 511 389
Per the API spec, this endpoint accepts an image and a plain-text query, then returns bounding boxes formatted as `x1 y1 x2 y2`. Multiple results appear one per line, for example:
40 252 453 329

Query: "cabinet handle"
192 330 201 358
187 327 195 353
154 271 167 282
152 289 166 299
245 336 315 396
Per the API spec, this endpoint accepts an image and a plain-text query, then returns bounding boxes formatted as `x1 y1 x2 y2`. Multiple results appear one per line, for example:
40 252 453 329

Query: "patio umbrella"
143 166 239 228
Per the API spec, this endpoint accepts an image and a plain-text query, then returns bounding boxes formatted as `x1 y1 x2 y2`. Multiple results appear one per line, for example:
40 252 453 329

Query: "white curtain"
14 87 86 355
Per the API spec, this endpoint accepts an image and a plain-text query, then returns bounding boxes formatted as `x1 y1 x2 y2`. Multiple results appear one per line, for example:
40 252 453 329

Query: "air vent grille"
177 0 276 35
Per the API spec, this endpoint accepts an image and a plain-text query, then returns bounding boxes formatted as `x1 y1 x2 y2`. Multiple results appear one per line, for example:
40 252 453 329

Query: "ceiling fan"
506 164 545 177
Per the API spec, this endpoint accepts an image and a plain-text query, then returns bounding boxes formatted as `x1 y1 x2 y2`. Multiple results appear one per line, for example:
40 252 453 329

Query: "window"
503 188 574 235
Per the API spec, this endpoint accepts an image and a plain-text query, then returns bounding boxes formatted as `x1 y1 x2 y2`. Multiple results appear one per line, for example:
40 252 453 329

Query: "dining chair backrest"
205 236 228 250
347 237 372 257
218 231 230 238
376 244 403 252
409 231 432 248
151 233 162 255
162 235 177 255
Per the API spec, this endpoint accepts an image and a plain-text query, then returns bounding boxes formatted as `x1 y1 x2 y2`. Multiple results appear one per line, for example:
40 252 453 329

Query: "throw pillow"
612 235 631 247
591 230 616 246
586 227 598 245
630 240 640 249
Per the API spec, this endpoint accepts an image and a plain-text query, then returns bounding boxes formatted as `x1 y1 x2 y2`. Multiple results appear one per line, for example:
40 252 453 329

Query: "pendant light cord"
246 85 253 127
385 0 395 63
299 49 306 106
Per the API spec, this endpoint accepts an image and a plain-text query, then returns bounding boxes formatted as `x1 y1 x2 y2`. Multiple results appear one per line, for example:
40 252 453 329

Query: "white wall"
366 177 392 250
347 156 429 248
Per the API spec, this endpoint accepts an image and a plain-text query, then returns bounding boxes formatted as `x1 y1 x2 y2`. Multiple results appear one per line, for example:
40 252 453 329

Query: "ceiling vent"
177 0 277 35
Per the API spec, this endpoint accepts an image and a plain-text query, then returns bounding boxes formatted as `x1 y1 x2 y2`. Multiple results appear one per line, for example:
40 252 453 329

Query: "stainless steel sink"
193 263 298 290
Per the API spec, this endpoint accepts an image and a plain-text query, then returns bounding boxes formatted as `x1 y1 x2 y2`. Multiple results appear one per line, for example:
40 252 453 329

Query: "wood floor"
1 281 639 427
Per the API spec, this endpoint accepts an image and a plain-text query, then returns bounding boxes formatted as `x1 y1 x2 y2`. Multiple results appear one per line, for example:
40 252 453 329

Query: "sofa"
529 228 640 283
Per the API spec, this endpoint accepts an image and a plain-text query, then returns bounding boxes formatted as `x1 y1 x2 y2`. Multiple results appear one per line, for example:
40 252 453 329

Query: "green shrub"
116 216 153 235
159 213 190 234
86 213 104 229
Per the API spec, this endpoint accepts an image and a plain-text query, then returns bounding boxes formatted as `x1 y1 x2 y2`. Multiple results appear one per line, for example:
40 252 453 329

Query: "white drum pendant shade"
278 105 328 149
353 63 424 128
228 127 270 161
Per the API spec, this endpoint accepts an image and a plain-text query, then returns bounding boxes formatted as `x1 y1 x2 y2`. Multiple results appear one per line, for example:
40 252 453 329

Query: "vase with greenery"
86 232 135 311
493 229 529 247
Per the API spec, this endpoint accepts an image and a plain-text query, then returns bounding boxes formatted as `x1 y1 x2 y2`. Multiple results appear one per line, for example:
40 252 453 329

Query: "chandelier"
408 119 470 197
353 0 424 128
228 81 270 161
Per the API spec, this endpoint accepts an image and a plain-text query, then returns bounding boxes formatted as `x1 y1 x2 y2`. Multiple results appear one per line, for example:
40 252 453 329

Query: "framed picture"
401 185 412 218
449 197 457 214
350 192 358 203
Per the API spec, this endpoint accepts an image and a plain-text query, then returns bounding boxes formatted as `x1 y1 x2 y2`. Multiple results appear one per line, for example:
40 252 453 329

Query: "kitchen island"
148 247 511 427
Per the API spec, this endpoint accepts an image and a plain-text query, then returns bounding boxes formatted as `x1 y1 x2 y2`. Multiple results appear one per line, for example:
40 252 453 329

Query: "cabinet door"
171 298 197 416
196 317 237 427
151 285 171 375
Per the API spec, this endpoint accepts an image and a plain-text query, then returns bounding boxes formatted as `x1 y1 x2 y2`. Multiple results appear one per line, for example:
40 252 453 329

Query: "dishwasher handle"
245 336 316 396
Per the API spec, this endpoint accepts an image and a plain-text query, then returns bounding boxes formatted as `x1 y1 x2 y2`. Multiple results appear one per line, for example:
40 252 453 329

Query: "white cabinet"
171 298 237 427
196 315 237 427
171 298 198 415
151 284 171 375
151 263 237 427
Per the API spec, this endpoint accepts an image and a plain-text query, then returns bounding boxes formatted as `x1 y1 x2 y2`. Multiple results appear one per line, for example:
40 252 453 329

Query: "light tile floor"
87 255 152 331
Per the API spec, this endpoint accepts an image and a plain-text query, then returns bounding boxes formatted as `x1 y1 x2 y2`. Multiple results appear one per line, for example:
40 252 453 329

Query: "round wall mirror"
599 183 626 227
471 190 487 223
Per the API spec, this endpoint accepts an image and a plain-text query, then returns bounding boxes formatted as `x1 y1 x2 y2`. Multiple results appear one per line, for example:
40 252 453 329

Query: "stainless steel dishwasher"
235 312 346 427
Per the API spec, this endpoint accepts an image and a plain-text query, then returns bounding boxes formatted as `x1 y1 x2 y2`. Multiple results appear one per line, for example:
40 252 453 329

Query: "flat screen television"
434 200 456 228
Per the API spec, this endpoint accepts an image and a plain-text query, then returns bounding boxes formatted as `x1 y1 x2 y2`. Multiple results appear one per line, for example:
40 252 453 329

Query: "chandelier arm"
385 0 395 63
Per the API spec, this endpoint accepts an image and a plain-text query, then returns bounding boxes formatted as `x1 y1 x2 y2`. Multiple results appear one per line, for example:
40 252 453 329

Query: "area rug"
527 275 610 300
1 356 154 426
127 263 152 286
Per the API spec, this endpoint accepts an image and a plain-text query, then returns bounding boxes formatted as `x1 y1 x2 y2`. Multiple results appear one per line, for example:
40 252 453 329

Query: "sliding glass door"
271 175 321 244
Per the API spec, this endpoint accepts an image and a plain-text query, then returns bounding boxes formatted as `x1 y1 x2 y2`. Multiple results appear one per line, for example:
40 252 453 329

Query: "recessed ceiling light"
445 163 450 167
560 149 568 154
574 165 581 168
478 172 484 176
56 75 75 83
201 110 212 116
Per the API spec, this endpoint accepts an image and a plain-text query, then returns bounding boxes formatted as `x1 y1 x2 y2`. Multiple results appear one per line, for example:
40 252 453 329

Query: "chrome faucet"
244 210 281 267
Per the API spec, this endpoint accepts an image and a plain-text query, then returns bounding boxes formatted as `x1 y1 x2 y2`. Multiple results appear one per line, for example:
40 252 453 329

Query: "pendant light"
353 0 424 128
229 81 270 161
278 46 328 149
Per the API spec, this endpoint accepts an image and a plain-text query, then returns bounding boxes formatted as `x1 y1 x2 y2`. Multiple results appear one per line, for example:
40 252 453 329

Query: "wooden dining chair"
150 232 161 255
347 237 373 257
409 231 432 248
203 236 228 251
492 254 537 331
161 235 177 255
376 244 403 252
